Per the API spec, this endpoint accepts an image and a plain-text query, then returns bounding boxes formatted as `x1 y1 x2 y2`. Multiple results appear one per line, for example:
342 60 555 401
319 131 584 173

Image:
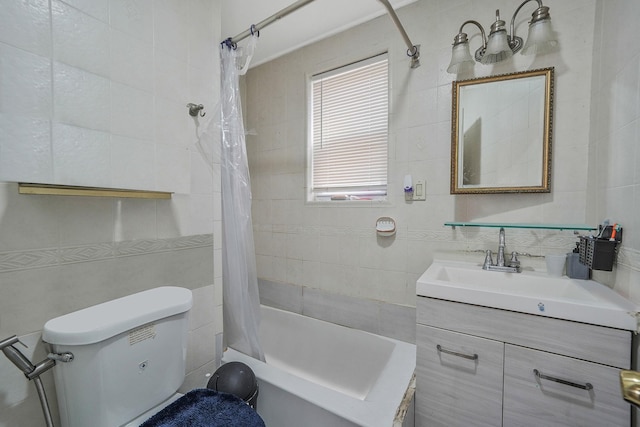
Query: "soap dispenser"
404 175 413 201
567 243 589 279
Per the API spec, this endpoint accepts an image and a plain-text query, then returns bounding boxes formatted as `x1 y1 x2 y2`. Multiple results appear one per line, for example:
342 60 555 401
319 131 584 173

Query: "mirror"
451 68 554 194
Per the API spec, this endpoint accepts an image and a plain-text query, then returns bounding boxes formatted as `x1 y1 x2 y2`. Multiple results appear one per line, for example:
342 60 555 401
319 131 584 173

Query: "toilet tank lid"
42 287 193 345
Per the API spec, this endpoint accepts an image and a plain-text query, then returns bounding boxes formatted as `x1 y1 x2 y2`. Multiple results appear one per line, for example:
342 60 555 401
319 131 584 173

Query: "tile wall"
0 1 223 426
259 278 416 344
2 0 640 425
0 0 217 192
244 0 602 309
590 1 640 302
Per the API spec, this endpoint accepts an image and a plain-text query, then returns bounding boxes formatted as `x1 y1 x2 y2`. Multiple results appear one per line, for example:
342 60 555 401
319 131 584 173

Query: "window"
308 54 389 201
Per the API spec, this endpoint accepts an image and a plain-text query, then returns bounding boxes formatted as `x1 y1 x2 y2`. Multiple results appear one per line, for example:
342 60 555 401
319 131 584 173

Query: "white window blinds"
309 54 388 200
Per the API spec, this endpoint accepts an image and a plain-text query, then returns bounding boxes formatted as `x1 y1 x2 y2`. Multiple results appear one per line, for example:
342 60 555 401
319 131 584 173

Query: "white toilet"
42 286 193 427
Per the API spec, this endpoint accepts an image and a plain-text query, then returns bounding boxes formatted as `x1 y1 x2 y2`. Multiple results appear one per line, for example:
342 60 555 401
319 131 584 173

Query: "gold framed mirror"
451 68 554 194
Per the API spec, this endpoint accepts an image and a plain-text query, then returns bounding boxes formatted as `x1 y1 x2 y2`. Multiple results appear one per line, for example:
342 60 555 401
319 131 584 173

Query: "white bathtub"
222 305 416 427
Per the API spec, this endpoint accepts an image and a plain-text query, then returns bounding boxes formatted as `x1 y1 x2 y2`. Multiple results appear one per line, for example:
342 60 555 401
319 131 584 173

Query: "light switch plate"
413 180 426 201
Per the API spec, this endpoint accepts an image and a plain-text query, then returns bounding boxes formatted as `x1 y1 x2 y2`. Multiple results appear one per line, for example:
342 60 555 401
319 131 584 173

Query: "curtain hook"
222 38 237 50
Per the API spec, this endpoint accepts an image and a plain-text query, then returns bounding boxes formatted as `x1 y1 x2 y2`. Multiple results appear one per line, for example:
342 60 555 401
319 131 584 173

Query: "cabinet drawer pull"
533 369 593 391
436 344 478 361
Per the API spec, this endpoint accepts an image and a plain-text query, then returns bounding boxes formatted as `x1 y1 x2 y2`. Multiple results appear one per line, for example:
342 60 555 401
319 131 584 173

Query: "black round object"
207 362 259 409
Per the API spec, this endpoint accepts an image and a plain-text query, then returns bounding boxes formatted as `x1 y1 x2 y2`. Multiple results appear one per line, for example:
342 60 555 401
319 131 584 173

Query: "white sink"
417 259 639 331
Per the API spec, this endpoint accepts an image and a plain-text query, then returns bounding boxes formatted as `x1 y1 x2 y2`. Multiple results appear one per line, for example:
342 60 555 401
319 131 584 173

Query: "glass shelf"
444 222 596 231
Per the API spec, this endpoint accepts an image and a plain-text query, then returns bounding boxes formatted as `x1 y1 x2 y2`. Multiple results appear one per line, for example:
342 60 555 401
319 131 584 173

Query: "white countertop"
417 255 639 331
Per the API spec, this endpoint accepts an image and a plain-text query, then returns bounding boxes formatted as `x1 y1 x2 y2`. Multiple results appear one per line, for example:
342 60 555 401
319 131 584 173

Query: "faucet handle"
509 251 520 267
483 250 494 269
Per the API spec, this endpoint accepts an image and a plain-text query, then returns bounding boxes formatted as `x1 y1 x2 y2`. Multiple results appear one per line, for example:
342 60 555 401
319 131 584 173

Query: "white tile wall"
154 5 189 62
110 135 156 190
110 29 154 92
245 0 601 306
112 198 158 242
59 0 108 21
156 143 191 193
111 82 155 140
0 0 51 57
0 114 52 183
591 1 640 302
109 0 154 43
52 0 111 78
0 0 213 194
3 0 639 424
53 62 111 132
0 1 222 426
52 123 111 187
258 278 416 344
0 43 52 120
154 97 190 147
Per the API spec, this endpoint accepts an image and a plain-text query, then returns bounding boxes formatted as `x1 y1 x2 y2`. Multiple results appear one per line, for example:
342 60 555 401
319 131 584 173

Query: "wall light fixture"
447 0 557 74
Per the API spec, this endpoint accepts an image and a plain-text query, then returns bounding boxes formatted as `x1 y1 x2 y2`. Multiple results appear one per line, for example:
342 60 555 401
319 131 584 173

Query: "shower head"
2 345 35 375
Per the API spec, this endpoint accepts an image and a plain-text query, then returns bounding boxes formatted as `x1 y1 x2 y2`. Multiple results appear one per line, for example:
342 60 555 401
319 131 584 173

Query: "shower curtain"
219 37 264 361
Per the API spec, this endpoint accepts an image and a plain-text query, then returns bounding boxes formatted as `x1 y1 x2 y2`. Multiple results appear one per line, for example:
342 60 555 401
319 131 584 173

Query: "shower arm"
225 0 420 68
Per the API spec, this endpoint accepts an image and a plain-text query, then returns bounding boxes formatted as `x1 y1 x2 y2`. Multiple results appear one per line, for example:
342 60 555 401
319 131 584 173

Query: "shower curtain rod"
225 0 420 68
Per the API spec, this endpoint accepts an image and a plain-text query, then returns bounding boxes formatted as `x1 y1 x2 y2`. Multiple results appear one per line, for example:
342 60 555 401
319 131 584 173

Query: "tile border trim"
0 234 213 273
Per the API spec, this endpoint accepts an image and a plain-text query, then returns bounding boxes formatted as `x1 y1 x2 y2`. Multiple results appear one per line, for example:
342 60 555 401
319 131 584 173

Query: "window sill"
305 199 391 207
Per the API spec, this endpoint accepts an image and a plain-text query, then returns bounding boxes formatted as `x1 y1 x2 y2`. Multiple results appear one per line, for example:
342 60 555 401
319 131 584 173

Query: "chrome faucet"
497 227 506 267
482 228 521 273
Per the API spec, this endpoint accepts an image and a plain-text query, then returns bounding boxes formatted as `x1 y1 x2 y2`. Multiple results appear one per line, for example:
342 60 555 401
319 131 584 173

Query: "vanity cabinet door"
416 325 504 427
503 344 630 427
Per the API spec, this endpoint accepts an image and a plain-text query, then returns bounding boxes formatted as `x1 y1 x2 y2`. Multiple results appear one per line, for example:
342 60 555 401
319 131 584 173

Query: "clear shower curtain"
219 39 264 361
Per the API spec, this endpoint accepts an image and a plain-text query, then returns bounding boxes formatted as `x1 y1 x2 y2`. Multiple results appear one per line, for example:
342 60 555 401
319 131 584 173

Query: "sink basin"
417 259 639 331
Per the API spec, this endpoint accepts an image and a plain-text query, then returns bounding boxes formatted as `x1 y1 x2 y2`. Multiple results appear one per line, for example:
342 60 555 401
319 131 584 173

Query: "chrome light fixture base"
474 47 486 62
446 0 556 74
508 35 524 54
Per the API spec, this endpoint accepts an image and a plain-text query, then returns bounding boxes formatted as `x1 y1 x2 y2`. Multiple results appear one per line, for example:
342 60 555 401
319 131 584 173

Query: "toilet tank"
42 287 193 427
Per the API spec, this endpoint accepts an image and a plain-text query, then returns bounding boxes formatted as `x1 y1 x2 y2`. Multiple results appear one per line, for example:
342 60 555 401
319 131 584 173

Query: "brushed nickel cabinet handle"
534 369 593 390
436 344 478 361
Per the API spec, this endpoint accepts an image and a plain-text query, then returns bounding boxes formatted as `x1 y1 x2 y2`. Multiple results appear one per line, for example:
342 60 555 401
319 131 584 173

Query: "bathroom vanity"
415 258 638 427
